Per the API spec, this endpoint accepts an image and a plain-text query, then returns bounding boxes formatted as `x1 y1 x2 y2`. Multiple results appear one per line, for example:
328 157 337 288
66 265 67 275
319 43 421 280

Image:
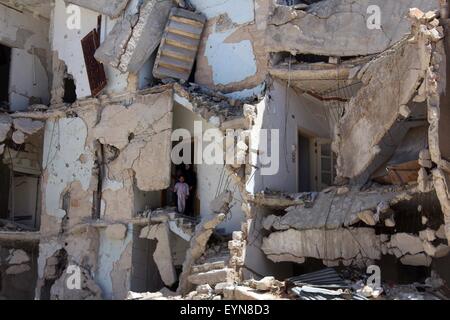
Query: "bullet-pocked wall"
36 89 175 299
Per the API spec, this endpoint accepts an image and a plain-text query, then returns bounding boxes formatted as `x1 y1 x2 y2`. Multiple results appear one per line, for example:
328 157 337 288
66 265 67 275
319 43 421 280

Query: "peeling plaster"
42 117 94 219
96 225 132 299
205 28 257 86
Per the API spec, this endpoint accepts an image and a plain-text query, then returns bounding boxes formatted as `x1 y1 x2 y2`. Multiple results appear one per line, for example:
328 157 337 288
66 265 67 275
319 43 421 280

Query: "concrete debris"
436 225 447 239
13 118 44 135
177 213 226 295
173 83 246 128
12 130 26 145
188 268 235 286
400 254 432 267
388 233 424 255
262 228 381 265
7 249 30 265
248 276 284 292
261 186 415 231
335 34 432 183
252 190 318 209
227 286 283 300
140 222 177 286
95 0 174 73
196 284 213 295
6 264 31 275
266 1 439 56
210 191 233 214
153 8 206 81
357 210 377 226
419 229 436 242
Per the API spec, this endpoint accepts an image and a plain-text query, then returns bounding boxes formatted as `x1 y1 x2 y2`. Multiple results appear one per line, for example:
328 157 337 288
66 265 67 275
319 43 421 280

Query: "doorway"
298 131 336 192
0 43 11 109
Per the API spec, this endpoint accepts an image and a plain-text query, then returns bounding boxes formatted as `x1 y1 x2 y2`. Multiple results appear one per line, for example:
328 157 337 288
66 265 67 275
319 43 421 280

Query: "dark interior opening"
0 43 11 109
63 77 77 104
0 161 11 220
298 132 311 192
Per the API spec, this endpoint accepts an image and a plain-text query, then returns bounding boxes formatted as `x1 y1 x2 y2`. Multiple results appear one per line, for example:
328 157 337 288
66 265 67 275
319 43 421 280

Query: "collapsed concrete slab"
65 0 130 18
334 27 435 183
262 228 381 266
266 0 440 56
95 0 174 73
261 186 417 231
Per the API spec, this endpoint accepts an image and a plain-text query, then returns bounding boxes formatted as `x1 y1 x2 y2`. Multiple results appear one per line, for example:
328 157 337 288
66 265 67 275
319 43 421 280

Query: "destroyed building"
1 0 450 301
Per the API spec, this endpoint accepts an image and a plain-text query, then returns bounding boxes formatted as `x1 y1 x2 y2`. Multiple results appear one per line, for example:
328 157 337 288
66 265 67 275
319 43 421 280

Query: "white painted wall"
247 80 331 194
42 117 94 220
51 0 129 99
243 80 333 278
0 5 50 111
9 48 50 111
190 0 263 98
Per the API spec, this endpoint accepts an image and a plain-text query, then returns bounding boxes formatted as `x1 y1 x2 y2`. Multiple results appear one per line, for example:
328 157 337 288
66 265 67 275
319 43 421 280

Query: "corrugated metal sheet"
287 268 368 300
153 8 205 81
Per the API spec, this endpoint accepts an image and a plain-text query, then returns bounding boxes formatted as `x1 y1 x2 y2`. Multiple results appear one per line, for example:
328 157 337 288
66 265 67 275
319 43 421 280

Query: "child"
173 176 189 214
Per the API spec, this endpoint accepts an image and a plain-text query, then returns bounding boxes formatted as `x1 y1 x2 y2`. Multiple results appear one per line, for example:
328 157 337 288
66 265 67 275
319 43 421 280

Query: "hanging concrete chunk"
13 118 44 136
95 0 174 73
153 8 206 81
65 0 130 18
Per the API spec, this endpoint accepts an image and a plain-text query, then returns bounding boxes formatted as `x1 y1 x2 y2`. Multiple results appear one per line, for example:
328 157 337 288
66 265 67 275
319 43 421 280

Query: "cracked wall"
266 0 440 56
36 89 174 299
334 34 433 183
192 0 269 98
